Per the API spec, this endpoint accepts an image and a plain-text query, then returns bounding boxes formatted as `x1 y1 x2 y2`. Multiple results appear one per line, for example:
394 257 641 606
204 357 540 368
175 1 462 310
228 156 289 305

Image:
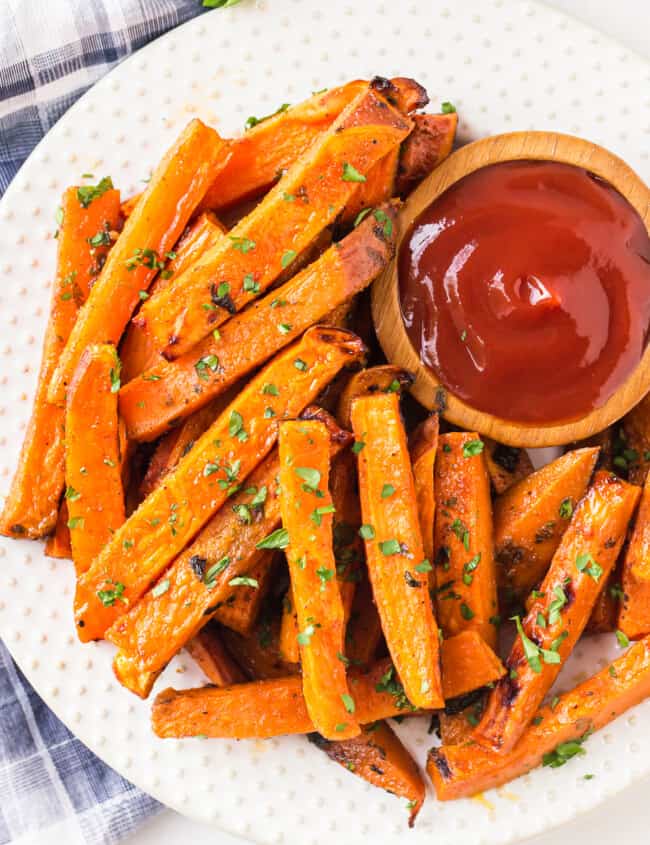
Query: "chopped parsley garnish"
441 101 456 114
381 483 396 498
354 208 372 227
311 504 336 526
415 559 433 573
97 579 126 607
262 382 279 396
295 467 321 492
277 322 292 335
460 602 474 620
379 539 401 556
373 208 393 238
359 524 375 540
232 504 252 524
67 516 84 529
195 354 220 381
512 614 563 673
244 102 290 131
242 273 259 293
77 177 113 208
341 693 355 714
375 665 415 711
342 162 366 183
316 567 334 589
203 557 230 588
256 528 289 550
548 585 568 625
281 250 297 269
228 410 246 440
450 517 470 550
462 553 480 585
109 358 121 393
559 497 574 519
462 439 484 457
250 486 267 508
229 236 256 253
543 735 589 768
616 629 630 648
293 358 308 371
65 486 81 502
229 576 259 588
575 552 603 582
88 229 112 247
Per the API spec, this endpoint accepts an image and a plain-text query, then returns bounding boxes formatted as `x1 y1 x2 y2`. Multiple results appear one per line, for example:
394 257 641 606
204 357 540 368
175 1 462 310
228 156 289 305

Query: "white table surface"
98 1 649 844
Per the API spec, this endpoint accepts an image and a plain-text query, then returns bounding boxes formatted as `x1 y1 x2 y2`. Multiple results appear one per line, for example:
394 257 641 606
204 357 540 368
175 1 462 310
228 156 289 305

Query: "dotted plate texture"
0 2 648 844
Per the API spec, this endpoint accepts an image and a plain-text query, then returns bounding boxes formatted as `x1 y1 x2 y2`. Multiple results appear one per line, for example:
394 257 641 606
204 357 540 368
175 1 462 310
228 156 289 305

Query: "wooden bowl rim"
371 130 650 447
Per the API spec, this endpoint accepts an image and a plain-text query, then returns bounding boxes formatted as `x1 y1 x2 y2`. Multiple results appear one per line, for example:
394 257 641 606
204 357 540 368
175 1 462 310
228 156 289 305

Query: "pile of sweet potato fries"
4 75 650 825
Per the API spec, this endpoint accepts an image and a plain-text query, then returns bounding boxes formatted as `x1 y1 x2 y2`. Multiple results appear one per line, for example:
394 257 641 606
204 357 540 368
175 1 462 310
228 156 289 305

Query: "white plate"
0 2 648 844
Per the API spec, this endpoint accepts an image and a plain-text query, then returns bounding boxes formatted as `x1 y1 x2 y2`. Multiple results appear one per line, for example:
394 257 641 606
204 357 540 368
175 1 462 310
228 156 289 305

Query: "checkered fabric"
0 2 212 842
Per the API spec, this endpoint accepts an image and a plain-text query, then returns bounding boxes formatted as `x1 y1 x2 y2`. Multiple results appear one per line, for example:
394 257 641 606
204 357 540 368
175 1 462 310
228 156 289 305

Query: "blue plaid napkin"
0 2 214 843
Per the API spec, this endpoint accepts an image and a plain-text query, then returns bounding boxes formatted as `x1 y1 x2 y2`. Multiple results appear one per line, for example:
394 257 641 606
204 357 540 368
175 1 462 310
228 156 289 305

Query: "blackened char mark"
428 748 453 781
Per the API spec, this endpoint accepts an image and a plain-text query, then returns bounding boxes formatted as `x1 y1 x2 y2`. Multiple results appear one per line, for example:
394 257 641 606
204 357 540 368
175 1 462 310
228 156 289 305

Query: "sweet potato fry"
121 212 227 382
429 636 650 800
410 414 439 565
621 394 650 485
44 503 72 560
308 722 426 827
279 420 360 739
138 80 415 359
185 625 246 686
65 344 125 573
334 367 414 669
48 120 228 404
352 392 444 709
495 448 599 604
395 112 458 197
0 185 120 538
76 327 365 642
152 635 500 741
475 471 640 753
107 404 353 697
221 617 300 681
152 658 411 739
282 445 366 663
620 471 650 639
119 203 397 441
483 439 534 495
434 433 498 649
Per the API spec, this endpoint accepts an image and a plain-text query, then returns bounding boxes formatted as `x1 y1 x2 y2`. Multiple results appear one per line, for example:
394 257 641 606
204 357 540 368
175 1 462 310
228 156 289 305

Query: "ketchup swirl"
399 160 650 424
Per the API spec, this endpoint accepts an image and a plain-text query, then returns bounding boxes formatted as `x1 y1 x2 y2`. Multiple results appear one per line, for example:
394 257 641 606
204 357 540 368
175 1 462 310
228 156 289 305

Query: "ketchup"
399 160 650 424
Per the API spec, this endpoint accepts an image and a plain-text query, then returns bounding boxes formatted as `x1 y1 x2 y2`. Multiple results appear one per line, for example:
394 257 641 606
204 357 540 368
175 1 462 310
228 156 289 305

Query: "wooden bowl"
372 131 650 448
